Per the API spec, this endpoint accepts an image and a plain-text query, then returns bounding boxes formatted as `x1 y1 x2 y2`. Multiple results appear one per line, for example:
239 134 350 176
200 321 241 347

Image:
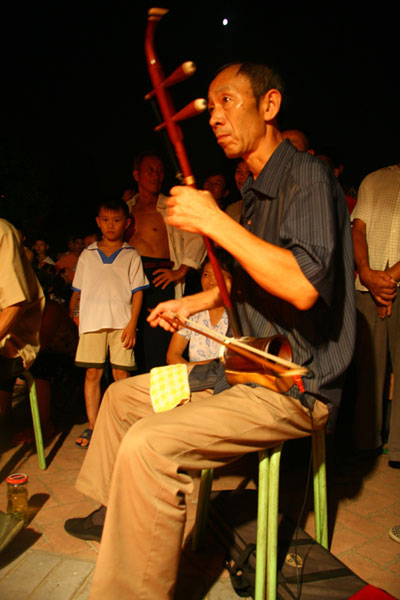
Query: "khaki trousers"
76 373 329 600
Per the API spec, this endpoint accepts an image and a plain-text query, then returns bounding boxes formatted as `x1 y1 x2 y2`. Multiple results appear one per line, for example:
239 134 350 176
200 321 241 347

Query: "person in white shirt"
70 199 149 448
352 164 400 466
166 257 231 365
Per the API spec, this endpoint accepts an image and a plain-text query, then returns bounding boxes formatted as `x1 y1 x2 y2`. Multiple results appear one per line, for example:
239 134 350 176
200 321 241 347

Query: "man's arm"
0 302 26 342
352 218 396 305
386 261 400 282
152 226 206 290
165 186 318 311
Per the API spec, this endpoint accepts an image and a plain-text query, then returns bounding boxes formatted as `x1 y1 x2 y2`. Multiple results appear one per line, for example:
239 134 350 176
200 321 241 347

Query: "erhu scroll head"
148 7 169 21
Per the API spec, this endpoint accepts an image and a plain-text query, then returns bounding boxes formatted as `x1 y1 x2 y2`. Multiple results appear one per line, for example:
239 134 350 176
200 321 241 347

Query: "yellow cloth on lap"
150 364 190 412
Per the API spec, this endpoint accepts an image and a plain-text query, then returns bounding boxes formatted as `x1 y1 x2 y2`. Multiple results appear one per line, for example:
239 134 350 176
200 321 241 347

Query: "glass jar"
6 473 29 524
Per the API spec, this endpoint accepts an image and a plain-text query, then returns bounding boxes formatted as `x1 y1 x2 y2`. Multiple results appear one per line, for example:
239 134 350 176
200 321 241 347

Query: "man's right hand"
376 302 393 319
359 267 397 305
147 300 190 333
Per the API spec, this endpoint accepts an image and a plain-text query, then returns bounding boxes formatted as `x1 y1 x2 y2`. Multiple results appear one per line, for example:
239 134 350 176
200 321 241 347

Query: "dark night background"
1 1 398 252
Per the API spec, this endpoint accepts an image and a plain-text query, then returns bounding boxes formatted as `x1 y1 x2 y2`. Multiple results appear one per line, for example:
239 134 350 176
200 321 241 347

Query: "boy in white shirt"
70 199 149 448
32 236 55 268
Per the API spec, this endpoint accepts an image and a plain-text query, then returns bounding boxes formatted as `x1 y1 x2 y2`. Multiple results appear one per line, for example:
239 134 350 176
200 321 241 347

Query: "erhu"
144 8 308 392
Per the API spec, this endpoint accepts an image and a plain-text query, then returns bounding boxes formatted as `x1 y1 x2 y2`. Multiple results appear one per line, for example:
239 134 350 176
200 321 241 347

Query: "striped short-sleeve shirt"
214 140 356 428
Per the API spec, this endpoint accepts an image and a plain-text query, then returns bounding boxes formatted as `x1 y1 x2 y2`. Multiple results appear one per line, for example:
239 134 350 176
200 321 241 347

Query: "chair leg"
23 371 46 470
255 444 283 600
266 445 283 600
255 450 269 600
192 468 214 551
312 430 327 548
191 434 326 600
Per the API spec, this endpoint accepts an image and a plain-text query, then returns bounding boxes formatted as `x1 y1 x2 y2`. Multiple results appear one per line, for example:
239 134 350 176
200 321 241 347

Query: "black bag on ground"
208 489 367 599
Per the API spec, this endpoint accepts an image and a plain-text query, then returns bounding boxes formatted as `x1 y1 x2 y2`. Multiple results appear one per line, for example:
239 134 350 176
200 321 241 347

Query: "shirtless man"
128 151 206 370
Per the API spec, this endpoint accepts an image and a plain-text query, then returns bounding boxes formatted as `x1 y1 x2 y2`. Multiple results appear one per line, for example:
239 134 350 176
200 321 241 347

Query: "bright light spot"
222 18 228 26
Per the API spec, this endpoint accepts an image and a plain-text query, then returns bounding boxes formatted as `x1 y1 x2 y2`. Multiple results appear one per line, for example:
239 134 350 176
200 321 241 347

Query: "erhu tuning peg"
154 98 207 131
145 61 197 101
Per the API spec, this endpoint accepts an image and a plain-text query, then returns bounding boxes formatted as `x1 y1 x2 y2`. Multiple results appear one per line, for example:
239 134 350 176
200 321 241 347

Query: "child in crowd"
70 199 149 448
166 256 231 366
55 235 85 285
32 236 55 268
83 232 99 248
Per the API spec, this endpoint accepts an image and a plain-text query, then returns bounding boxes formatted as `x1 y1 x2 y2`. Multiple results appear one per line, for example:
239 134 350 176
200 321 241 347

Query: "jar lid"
6 473 28 485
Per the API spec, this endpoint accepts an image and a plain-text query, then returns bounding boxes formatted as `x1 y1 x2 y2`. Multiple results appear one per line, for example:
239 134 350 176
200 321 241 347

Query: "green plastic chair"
20 371 46 470
192 429 327 600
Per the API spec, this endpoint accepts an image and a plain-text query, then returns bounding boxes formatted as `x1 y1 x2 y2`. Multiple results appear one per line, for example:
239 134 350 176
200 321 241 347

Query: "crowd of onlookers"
2 135 364 449
1 113 400 559
4 131 399 474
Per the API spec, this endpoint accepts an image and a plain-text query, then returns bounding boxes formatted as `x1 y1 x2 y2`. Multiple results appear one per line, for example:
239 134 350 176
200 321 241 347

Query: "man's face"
203 174 227 204
83 233 97 247
208 66 266 159
234 160 251 191
134 155 164 195
33 240 47 256
121 188 135 202
96 208 129 243
73 238 85 255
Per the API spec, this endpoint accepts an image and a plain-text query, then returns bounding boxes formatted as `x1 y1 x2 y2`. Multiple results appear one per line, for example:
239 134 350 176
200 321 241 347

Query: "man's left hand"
152 268 181 289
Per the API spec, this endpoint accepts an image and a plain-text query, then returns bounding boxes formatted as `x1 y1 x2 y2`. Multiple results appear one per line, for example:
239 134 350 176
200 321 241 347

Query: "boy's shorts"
75 330 136 371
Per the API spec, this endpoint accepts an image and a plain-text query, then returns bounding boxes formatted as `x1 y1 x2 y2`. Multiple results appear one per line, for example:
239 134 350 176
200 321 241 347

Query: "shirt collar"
242 139 297 199
89 241 131 251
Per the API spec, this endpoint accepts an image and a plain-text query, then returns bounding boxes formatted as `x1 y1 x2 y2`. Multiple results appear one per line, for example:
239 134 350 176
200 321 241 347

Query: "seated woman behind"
166 253 232 366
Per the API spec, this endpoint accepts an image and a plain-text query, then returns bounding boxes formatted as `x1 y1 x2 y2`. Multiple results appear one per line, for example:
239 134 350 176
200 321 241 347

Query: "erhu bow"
144 8 308 392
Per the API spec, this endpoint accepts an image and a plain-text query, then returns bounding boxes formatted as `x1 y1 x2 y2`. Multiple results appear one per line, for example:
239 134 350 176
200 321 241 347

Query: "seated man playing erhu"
65 62 355 600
